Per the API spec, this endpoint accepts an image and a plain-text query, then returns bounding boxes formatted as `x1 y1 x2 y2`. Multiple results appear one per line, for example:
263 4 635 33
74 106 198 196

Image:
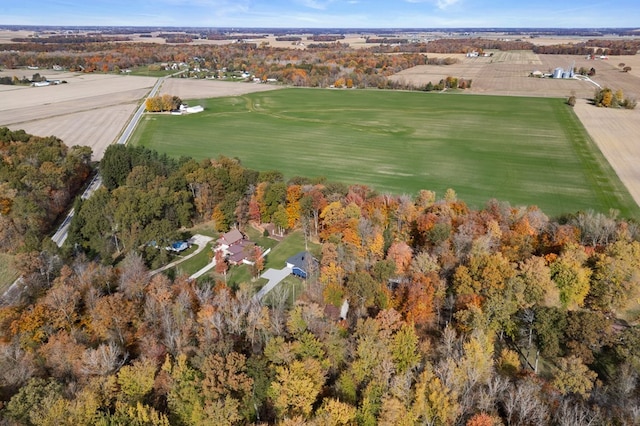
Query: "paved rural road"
51 173 103 246
51 76 167 247
116 77 164 145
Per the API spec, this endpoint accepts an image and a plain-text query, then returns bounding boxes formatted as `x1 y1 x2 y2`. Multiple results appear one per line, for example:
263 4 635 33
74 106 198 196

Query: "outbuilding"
286 251 318 279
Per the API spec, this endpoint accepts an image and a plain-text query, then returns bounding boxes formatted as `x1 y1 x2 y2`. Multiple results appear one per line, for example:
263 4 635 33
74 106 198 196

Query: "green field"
130 88 640 218
127 65 176 77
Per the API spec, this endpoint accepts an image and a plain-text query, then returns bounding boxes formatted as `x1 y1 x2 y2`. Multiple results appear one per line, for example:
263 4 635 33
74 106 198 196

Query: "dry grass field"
0 29 34 43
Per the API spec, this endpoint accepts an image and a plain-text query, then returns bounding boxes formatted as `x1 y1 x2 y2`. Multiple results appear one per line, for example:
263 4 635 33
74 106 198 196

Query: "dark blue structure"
286 251 318 279
170 241 189 252
292 266 307 279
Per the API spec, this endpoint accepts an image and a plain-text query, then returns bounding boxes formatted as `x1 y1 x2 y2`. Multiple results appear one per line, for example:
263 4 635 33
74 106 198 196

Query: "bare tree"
80 342 127 376
554 398 599 426
118 251 149 300
0 342 38 390
476 376 508 413
502 379 549 425
570 210 618 247
262 284 290 338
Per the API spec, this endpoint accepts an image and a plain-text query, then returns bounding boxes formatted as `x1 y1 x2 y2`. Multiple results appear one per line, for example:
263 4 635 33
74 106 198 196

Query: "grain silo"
553 67 563 79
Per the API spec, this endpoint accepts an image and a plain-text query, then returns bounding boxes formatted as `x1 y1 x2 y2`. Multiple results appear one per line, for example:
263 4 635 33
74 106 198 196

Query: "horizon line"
2 25 640 31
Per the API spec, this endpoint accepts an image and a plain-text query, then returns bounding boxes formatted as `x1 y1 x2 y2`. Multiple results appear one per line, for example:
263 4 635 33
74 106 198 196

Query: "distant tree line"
10 35 131 44
157 34 194 44
206 33 267 40
418 38 535 54
585 39 640 55
275 36 302 42
534 40 640 55
308 35 345 42
533 44 593 55
366 38 410 44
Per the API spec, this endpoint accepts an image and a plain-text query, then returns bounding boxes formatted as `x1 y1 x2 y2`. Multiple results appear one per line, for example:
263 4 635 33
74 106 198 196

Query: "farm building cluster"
530 63 579 79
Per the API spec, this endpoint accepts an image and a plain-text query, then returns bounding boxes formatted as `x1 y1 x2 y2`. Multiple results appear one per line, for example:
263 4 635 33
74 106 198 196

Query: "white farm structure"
173 104 204 115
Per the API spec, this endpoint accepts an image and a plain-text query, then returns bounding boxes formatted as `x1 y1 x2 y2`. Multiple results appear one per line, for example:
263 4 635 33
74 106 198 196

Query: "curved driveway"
149 234 213 276
254 267 292 301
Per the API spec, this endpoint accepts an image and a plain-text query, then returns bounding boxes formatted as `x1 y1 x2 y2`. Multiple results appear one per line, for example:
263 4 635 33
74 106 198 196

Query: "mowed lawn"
131 88 639 218
0 253 19 294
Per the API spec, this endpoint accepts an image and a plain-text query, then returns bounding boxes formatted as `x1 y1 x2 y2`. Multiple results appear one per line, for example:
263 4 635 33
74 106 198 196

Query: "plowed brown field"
0 72 157 160
157 79 280 100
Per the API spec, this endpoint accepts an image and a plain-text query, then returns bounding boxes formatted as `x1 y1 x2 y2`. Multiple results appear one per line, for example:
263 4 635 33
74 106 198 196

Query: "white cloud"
404 0 461 9
294 0 337 10
437 0 460 8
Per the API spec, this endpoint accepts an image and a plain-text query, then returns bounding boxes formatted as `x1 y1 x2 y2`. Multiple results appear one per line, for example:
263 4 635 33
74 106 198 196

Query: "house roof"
227 241 251 255
286 251 317 272
228 242 255 264
218 229 243 246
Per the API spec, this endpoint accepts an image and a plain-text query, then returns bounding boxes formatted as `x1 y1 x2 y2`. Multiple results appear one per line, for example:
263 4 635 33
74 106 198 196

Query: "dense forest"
1 131 640 424
0 128 92 252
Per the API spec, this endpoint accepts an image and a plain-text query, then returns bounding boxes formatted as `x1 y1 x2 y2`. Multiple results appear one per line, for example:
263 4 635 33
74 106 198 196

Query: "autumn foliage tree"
4 138 640 424
0 127 92 251
145 94 182 112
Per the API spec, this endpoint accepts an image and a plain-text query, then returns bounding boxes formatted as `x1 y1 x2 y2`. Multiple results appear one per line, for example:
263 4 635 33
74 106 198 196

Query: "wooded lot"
1 139 640 425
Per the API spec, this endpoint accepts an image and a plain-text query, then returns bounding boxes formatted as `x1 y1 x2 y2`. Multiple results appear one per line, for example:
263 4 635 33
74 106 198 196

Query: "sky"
2 0 639 29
